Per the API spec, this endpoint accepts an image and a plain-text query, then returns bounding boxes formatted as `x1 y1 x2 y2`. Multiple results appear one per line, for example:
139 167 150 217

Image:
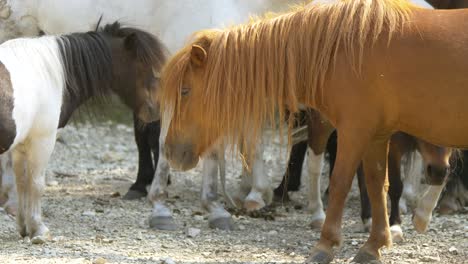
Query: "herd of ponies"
0 0 468 263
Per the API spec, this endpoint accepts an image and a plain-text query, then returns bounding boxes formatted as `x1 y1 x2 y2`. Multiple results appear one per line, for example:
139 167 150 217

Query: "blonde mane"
160 0 413 155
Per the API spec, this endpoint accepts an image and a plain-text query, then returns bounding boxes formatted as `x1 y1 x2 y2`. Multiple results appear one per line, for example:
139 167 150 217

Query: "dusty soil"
0 122 467 264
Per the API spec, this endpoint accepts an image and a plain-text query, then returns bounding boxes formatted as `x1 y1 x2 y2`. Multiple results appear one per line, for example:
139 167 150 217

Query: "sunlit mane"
160 0 413 155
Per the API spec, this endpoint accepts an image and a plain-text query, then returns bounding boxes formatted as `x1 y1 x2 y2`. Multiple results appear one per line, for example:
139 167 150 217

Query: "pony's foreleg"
243 141 272 211
412 183 446 233
309 130 366 264
147 141 175 230
307 147 325 229
201 150 234 230
354 138 392 263
21 135 56 242
1 153 17 216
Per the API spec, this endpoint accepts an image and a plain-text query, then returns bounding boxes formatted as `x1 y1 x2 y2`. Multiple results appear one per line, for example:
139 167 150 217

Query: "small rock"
448 246 458 255
187 228 201 238
47 180 59 186
193 215 204 221
351 240 358 246
93 257 107 264
268 230 278 236
110 192 120 198
31 236 47 245
160 257 175 264
82 210 96 217
420 255 440 262
239 225 245 230
23 237 30 243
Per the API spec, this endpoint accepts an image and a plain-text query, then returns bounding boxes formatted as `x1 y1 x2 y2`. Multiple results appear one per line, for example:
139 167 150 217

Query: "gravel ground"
0 122 467 264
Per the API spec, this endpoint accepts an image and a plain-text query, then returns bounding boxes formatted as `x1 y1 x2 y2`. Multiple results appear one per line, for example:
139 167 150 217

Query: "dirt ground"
0 122 467 264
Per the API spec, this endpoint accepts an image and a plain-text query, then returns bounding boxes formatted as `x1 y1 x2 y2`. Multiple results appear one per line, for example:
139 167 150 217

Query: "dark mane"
56 21 167 127
101 21 167 74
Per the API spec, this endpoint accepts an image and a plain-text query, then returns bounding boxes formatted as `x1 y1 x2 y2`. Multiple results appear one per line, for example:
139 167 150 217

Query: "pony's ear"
124 33 139 55
191 45 207 67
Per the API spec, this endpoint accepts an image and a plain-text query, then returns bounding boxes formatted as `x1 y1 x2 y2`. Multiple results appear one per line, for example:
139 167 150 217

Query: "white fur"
413 184 446 233
0 36 65 238
307 147 325 225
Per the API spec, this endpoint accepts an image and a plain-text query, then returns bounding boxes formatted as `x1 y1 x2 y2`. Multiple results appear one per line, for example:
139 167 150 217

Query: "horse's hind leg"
20 135 56 242
354 138 391 263
147 139 175 230
12 148 27 237
201 151 234 230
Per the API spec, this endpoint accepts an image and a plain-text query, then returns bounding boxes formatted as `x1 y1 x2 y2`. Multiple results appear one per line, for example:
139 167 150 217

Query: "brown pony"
159 0 468 263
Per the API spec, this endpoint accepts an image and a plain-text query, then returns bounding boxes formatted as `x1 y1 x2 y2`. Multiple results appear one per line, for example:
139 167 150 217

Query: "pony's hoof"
399 200 408 215
123 189 147 200
31 234 50 244
390 225 404 243
309 219 324 230
209 217 235 230
412 213 429 233
30 226 51 244
244 191 266 211
307 248 334 264
244 199 265 211
353 248 381 264
149 215 177 231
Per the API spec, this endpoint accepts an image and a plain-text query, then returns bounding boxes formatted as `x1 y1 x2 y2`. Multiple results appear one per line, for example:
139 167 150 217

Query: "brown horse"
159 0 468 262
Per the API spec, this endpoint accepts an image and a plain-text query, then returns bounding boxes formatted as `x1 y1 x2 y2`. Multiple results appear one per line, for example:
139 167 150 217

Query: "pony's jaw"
164 142 199 171
424 164 449 186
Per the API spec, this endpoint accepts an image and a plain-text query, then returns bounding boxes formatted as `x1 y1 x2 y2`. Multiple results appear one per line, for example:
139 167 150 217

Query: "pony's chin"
136 106 160 123
168 157 199 171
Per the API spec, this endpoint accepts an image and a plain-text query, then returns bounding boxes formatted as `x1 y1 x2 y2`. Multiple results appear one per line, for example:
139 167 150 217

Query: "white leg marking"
14 134 56 242
244 141 272 211
307 147 325 229
401 153 425 213
413 184 445 233
147 138 175 230
201 151 233 230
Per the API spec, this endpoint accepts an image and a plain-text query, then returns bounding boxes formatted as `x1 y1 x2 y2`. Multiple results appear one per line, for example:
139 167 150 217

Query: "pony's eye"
181 87 191 97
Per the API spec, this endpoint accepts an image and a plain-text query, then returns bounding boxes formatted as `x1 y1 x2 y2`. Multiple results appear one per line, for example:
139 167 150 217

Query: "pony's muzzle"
164 142 199 171
425 165 449 185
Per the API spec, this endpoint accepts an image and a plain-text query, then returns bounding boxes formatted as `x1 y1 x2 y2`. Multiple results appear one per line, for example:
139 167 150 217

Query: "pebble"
47 180 59 186
239 225 246 230
93 257 107 264
448 246 458 255
420 255 441 262
160 257 176 264
82 210 96 217
193 215 204 221
268 230 278 236
31 236 47 245
187 228 201 238
351 240 358 246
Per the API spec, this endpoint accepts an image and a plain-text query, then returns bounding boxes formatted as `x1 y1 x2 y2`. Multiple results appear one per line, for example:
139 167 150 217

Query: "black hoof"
209 217 235 230
123 189 147 200
149 215 177 231
353 249 381 264
307 249 334 264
